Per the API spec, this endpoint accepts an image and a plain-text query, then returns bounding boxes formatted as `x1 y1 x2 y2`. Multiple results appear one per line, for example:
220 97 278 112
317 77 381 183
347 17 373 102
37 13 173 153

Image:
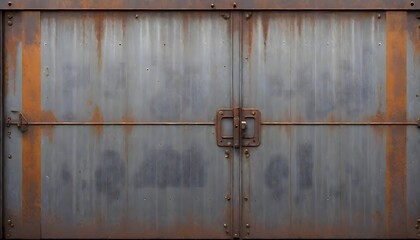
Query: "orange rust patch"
385 11 407 238
21 11 41 238
90 105 104 135
40 110 58 122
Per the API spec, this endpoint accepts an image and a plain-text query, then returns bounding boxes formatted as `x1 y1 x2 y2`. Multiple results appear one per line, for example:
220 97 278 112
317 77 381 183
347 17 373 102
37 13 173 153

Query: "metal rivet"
225 194 231 201
252 111 256 115
219 111 223 115
10 223 14 228
7 219 11 223
234 233 238 237
246 223 250 228
227 142 232 146
411 1 414 6
223 223 227 228
7 14 13 19
245 56 248 60
135 14 139 19
244 196 248 201
8 154 12 159
8 1 12 6
211 3 215 8
7 20 12 26
225 149 230 158
233 2 237 8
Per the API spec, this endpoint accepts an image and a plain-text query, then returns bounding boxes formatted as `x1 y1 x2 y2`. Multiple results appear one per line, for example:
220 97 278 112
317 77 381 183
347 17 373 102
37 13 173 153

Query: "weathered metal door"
3 11 235 239
240 11 420 238
1 1 420 239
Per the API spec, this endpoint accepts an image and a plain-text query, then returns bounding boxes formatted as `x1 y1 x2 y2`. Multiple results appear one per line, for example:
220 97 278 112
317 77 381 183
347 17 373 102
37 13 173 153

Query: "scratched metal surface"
40 126 230 238
407 12 420 239
40 11 231 122
241 11 418 238
3 11 233 238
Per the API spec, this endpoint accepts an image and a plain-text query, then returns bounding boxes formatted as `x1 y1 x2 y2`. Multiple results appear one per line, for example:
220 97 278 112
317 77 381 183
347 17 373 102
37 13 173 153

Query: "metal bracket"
7 111 29 132
215 108 261 148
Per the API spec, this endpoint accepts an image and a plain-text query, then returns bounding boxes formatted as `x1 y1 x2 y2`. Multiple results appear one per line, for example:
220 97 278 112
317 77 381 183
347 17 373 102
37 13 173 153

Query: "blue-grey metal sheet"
243 12 386 122
3 11 234 238
41 125 230 238
241 11 418 238
41 11 232 122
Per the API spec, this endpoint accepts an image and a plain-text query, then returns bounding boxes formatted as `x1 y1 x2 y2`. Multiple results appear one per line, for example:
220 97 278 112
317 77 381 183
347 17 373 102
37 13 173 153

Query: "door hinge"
215 108 261 148
6 111 29 133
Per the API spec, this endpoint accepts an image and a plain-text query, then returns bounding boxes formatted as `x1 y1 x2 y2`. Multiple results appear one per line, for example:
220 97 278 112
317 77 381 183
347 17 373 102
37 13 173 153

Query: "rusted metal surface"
2 8 420 240
3 11 233 239
2 0 420 10
240 11 418 238
385 11 408 237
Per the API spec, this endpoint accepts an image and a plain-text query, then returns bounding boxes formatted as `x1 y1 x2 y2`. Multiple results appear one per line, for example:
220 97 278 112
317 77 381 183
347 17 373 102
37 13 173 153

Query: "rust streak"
90 105 104 135
93 13 104 69
21 11 41 238
385 11 407 238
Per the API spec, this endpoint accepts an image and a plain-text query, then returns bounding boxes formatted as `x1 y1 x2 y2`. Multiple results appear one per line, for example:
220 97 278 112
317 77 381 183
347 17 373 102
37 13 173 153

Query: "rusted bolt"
8 1 12 6
233 2 237 8
7 20 13 26
8 154 12 159
377 14 381 19
411 1 415 6
246 223 250 228
210 3 215 8
223 223 228 228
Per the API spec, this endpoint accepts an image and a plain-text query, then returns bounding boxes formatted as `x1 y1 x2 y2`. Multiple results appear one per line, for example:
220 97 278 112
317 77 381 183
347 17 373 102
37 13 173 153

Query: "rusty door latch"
6 111 29 133
216 108 261 148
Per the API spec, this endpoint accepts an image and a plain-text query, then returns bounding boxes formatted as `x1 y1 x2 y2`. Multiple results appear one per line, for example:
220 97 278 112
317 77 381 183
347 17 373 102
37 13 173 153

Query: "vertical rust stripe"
21 11 41 238
385 11 407 237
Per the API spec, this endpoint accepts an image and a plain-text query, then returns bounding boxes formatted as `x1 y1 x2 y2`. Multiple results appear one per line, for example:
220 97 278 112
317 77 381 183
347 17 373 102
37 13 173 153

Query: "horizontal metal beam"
6 121 419 126
7 121 215 125
262 121 418 125
1 0 420 10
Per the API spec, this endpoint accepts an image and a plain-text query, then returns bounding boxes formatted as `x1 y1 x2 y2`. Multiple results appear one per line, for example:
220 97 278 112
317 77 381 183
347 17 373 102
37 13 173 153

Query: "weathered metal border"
1 0 420 10
0 10 3 240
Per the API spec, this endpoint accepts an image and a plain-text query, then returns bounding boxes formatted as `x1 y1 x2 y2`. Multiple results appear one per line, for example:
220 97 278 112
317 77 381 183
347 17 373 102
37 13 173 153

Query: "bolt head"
7 20 12 26
211 3 215 8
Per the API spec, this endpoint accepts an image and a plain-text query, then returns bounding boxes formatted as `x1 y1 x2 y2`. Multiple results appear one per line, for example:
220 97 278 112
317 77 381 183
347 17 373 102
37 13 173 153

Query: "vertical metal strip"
21 11 41 238
385 11 407 238
231 11 242 238
0 10 3 239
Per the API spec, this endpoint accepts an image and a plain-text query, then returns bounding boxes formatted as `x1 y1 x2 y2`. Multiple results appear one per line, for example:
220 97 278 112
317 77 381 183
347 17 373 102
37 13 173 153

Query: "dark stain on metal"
135 145 207 188
94 150 126 201
61 163 72 184
297 143 314 189
265 154 289 200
